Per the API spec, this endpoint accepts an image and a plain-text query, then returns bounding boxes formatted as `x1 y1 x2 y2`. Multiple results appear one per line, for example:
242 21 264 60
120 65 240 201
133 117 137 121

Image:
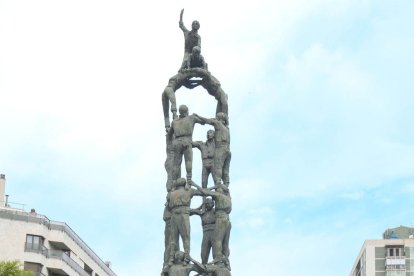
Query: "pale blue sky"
1 0 414 275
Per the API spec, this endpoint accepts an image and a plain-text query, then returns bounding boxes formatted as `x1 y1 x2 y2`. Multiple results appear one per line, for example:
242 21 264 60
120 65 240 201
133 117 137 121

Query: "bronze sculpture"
160 10 232 275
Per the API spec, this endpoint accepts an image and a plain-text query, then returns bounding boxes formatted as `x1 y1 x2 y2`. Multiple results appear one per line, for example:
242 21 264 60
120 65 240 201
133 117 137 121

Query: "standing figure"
194 183 232 269
179 9 201 71
190 198 216 264
165 133 181 192
168 105 205 184
168 178 202 264
195 113 231 187
192 130 215 188
162 200 179 273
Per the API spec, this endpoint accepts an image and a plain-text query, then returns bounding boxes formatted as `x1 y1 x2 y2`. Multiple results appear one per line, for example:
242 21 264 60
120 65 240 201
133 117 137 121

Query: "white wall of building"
0 206 116 276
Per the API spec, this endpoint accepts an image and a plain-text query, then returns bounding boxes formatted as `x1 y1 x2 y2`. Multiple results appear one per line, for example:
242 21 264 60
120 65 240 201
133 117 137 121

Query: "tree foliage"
0 261 34 276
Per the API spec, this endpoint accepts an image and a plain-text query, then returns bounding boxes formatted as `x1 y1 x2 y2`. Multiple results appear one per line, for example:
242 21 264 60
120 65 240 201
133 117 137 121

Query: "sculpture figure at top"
179 9 201 71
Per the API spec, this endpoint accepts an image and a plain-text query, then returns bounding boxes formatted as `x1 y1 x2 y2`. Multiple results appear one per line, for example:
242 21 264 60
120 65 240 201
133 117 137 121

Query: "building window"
24 262 42 273
387 247 404 258
84 262 93 275
25 234 44 251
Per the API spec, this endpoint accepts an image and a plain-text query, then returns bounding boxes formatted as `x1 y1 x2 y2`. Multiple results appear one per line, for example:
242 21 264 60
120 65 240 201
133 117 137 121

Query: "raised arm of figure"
179 9 188 32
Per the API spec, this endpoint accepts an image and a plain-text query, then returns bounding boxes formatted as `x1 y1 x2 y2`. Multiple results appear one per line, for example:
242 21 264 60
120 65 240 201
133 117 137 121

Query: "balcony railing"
24 244 89 276
24 242 49 258
48 249 90 276
385 256 406 271
49 221 115 276
386 256 406 265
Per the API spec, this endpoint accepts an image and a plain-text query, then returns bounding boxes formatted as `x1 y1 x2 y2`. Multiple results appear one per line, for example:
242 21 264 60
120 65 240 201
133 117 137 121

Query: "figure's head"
192 46 201 56
174 178 187 188
191 20 200 31
205 197 214 210
216 112 228 125
179 105 189 117
174 251 186 263
207 130 215 140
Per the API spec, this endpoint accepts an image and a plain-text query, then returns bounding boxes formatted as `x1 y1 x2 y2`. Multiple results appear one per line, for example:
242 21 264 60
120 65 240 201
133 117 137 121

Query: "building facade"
0 175 117 276
350 226 414 276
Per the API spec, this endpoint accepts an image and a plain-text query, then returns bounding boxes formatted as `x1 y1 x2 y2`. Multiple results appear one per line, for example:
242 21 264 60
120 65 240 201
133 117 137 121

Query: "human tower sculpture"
161 9 232 276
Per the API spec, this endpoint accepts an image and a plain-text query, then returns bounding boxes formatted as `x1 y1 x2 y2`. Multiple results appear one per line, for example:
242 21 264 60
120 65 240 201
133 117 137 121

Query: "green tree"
0 261 34 276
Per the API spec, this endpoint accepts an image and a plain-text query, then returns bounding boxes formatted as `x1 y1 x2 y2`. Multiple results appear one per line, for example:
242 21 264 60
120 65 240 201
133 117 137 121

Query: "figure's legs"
213 148 225 185
200 230 213 264
169 215 180 264
183 144 193 183
166 86 177 118
175 213 190 256
162 86 178 129
163 222 171 265
201 165 209 188
222 151 231 187
165 153 175 192
176 214 191 256
172 141 184 181
223 222 231 260
213 218 229 261
162 92 171 129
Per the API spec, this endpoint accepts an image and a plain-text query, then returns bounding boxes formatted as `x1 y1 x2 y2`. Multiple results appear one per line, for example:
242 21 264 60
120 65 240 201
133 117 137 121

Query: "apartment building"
0 174 117 276
350 226 414 276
